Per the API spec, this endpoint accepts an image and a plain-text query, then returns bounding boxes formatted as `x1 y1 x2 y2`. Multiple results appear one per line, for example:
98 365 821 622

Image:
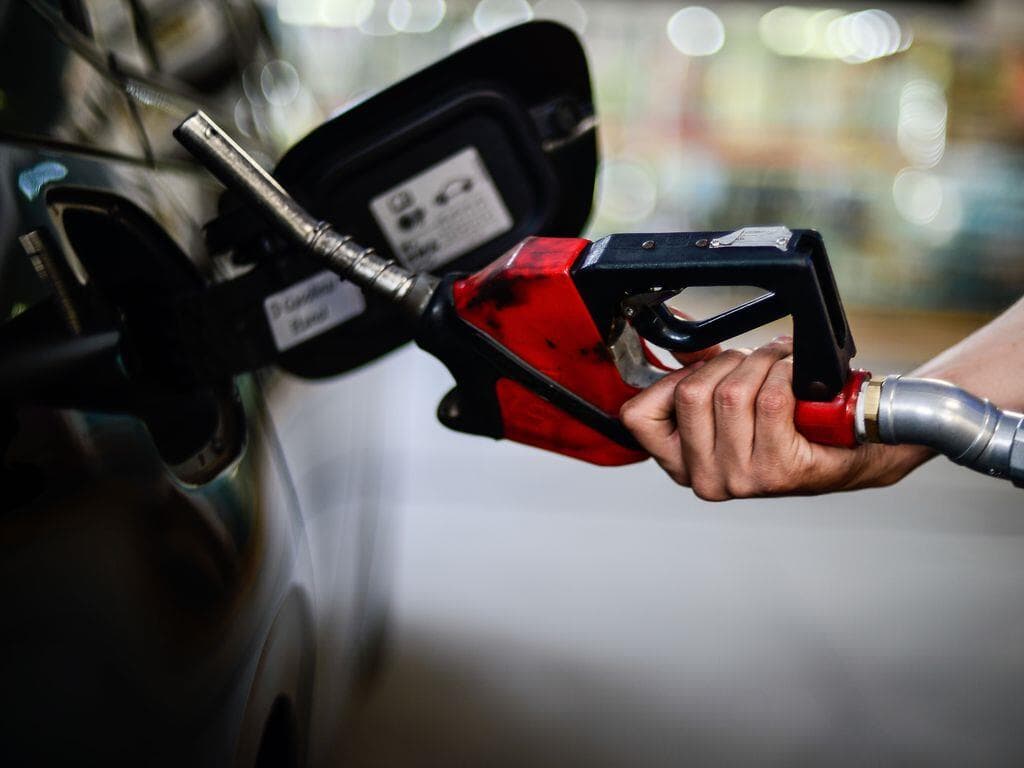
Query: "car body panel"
0 2 371 764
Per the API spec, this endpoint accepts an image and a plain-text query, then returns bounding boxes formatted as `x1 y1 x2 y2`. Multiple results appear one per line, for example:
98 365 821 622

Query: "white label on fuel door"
369 146 514 271
264 270 366 352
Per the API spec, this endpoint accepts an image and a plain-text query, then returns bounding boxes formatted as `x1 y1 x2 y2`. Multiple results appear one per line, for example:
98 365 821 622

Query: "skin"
620 296 1024 501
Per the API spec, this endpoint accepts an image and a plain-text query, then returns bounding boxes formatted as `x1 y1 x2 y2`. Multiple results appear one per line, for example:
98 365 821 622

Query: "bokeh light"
758 6 812 57
388 0 446 33
260 60 301 107
892 168 942 224
828 9 907 63
358 0 397 34
759 6 910 62
277 0 374 27
666 6 725 57
898 80 947 169
597 159 658 223
893 168 963 244
472 0 533 36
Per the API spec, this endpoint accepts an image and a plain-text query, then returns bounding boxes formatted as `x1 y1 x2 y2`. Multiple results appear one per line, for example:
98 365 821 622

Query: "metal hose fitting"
859 375 1024 487
174 111 437 318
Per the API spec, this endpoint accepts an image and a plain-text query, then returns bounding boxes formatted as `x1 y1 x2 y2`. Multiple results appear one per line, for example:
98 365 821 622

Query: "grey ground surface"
274 337 1024 767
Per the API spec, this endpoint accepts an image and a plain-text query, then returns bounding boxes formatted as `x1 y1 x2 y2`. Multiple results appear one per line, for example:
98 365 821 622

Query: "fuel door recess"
0 188 245 485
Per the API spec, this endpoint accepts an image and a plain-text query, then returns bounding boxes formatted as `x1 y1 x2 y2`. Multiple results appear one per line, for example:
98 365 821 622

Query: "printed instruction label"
369 146 514 271
264 270 366 352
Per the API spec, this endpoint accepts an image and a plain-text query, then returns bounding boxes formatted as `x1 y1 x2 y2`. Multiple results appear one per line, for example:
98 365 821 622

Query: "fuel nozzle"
173 111 438 319
174 112 1024 485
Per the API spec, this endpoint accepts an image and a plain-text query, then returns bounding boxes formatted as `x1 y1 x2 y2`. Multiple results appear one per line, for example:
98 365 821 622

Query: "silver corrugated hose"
859 375 1024 487
173 111 437 318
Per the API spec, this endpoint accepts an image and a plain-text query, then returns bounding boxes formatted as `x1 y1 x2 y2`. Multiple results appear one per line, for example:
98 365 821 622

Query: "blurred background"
244 0 1024 315
242 1 1024 765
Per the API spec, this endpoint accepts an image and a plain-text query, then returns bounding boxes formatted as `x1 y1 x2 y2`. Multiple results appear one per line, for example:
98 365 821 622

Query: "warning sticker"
264 270 366 352
369 146 514 271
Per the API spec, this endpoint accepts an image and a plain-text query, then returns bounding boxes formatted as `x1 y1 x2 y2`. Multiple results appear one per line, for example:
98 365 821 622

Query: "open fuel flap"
208 21 598 376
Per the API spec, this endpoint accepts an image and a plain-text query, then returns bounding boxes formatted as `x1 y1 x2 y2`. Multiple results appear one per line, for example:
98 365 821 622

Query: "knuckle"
771 357 795 377
720 349 748 364
723 479 755 498
619 399 641 430
759 338 793 356
692 479 728 502
713 380 751 411
674 379 709 409
756 385 792 417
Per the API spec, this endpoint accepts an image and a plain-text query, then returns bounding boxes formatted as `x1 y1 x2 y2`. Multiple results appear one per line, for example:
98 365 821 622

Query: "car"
0 1 385 764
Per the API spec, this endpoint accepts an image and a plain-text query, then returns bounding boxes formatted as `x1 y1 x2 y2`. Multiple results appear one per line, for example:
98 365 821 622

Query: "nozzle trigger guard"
625 291 789 354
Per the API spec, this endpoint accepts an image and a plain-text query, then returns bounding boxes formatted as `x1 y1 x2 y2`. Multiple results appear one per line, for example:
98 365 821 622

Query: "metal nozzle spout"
173 111 437 317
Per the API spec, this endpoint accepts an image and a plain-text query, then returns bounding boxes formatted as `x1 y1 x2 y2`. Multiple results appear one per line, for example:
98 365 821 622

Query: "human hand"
620 337 931 500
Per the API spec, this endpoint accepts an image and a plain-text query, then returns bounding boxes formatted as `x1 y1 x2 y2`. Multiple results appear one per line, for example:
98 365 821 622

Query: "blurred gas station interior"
247 0 1024 319
244 1 1024 765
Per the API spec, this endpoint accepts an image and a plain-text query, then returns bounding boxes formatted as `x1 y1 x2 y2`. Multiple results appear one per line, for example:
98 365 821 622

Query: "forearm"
911 295 1024 411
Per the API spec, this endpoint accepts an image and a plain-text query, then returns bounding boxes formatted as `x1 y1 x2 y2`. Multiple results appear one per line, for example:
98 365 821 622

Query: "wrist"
848 442 934 489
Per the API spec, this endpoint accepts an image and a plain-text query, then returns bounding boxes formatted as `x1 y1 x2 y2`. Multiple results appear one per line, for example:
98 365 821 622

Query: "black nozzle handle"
572 230 856 401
